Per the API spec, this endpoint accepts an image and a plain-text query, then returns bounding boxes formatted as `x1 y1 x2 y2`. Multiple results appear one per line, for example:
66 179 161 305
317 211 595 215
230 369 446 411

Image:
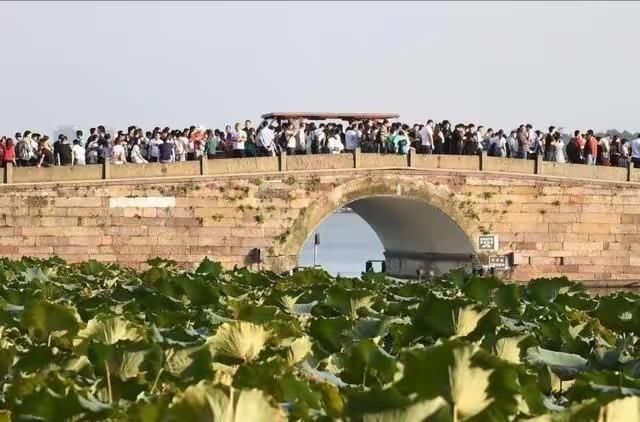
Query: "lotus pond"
1 257 640 421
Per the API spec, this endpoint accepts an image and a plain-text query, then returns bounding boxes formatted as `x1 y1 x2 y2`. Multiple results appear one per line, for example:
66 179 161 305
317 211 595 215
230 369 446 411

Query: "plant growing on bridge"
1 258 640 420
306 176 321 193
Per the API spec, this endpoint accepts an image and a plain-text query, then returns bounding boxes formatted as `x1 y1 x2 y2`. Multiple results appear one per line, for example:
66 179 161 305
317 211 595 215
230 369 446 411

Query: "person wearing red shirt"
3 138 16 167
584 129 598 165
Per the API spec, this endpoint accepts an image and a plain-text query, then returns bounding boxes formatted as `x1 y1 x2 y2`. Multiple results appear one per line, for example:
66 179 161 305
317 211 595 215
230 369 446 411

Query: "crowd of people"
0 118 639 168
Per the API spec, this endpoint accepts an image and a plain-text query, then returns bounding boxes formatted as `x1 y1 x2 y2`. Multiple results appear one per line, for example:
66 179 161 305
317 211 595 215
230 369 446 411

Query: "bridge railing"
1 149 638 184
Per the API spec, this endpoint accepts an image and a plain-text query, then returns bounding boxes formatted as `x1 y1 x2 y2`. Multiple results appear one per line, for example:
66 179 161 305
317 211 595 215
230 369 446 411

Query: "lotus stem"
105 361 113 404
150 368 164 395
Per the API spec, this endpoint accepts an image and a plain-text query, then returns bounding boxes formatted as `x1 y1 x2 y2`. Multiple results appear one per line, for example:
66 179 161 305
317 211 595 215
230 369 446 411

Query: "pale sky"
1 1 639 136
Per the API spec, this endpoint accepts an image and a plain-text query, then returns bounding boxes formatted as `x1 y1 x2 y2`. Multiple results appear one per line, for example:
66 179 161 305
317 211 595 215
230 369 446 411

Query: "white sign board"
478 235 499 252
488 255 508 269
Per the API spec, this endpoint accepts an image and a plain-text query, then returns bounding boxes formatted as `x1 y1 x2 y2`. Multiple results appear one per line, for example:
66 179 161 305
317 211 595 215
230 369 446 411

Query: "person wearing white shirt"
233 129 247 158
71 140 86 165
326 130 344 154
488 130 507 157
294 122 307 155
345 126 359 151
285 124 297 155
130 140 148 164
420 120 434 154
149 134 162 162
111 139 127 165
631 136 640 168
550 132 565 164
175 135 188 161
258 122 277 156
526 124 538 155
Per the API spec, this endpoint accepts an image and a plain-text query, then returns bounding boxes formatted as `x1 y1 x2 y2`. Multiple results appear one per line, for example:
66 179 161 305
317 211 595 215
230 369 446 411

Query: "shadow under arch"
281 175 479 277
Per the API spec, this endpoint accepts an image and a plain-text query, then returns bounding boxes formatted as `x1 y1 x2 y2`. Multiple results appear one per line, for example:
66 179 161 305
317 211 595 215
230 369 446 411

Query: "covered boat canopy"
261 112 400 122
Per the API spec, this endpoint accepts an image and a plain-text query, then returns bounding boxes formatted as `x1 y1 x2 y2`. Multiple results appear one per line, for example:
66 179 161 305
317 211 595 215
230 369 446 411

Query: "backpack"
398 139 408 154
17 140 30 161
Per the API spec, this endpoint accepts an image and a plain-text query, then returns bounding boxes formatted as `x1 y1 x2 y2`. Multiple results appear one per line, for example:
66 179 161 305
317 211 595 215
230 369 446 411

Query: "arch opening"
297 196 475 278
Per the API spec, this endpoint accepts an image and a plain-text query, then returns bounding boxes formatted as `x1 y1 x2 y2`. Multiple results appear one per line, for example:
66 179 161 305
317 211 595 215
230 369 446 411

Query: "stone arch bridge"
1 150 640 284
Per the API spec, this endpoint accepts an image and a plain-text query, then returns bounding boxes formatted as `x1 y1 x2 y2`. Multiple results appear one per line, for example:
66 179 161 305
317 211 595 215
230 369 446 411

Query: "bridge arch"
279 175 480 277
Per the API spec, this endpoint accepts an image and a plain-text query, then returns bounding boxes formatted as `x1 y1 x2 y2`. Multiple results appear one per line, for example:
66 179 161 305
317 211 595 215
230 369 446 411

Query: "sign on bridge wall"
477 234 499 252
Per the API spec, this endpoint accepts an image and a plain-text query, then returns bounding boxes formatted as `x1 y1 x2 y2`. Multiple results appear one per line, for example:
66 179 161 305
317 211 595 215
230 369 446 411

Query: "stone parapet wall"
3 151 639 186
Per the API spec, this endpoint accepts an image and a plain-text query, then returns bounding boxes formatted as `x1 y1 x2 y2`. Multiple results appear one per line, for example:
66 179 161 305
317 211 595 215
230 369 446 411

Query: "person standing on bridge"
550 131 566 163
111 138 127 165
630 134 640 168
327 128 344 154
257 121 277 156
566 130 583 164
584 130 598 165
610 135 622 167
345 124 359 152
420 120 434 154
516 126 529 159
451 124 465 155
599 136 611 166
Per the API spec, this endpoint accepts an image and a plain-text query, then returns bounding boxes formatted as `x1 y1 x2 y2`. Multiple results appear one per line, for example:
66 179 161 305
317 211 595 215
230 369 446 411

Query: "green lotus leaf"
207 321 271 362
412 294 470 338
525 277 576 305
298 360 351 388
362 396 448 422
195 258 223 278
164 344 213 380
494 336 524 364
339 339 403 387
175 274 220 306
596 396 640 422
594 293 640 334
449 345 494 420
78 260 107 277
522 398 602 421
168 382 285 422
76 315 146 346
275 372 324 418
525 347 588 380
0 347 15 377
453 305 492 339
21 300 80 342
348 317 397 341
447 267 468 287
566 370 640 403
494 284 523 313
286 336 313 365
309 316 351 354
326 285 376 319
463 276 504 305
233 303 280 324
